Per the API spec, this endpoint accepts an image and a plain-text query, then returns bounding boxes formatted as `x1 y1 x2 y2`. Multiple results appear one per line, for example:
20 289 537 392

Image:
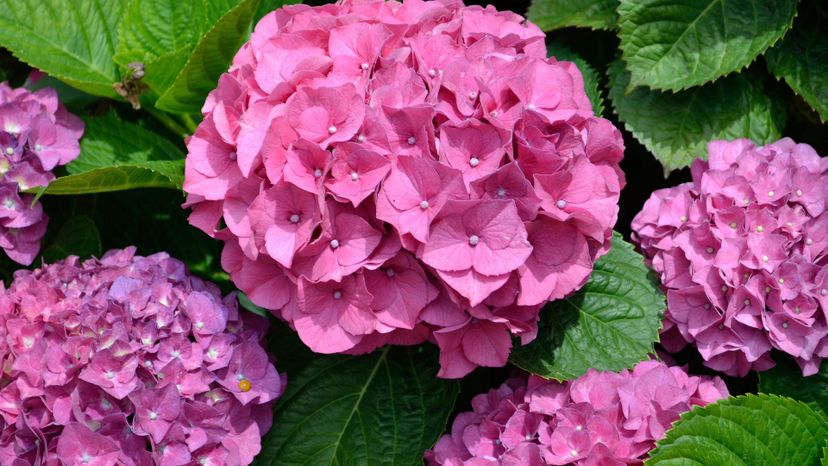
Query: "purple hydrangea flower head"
425 360 728 465
0 248 285 465
633 138 828 377
184 0 626 379
0 81 84 265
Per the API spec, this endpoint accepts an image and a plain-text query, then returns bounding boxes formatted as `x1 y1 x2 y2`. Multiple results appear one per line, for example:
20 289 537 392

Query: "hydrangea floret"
0 248 284 465
0 81 83 265
425 360 729 465
633 138 828 376
183 0 625 378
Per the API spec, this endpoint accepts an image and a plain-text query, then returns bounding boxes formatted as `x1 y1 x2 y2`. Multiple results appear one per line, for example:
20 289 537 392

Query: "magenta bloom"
0 248 284 465
425 360 729 465
184 0 625 378
0 81 83 265
633 138 828 377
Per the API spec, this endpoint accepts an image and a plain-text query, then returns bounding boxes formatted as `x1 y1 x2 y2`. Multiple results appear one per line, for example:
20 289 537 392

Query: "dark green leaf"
509 232 664 381
254 347 459 466
646 394 828 466
760 357 828 420
608 60 785 173
618 0 797 90
766 14 828 122
38 115 184 195
239 292 270 317
156 0 261 114
548 43 605 115
527 0 617 31
43 215 102 262
0 0 124 96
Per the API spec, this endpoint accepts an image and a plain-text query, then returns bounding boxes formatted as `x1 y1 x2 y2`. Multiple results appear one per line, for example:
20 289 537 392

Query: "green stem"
145 108 190 139
178 114 198 134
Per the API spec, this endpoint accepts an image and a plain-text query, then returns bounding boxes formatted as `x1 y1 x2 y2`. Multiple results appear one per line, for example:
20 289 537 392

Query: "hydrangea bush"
426 360 729 465
0 82 83 265
183 0 625 378
0 248 283 465
633 139 828 377
0 0 826 463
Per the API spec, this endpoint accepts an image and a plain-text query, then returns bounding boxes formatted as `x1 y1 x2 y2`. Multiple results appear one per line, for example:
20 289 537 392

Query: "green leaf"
527 0 617 31
116 0 206 64
608 60 784 173
254 347 459 466
115 0 250 97
766 15 828 122
39 115 184 195
646 394 828 466
156 0 260 114
760 357 828 420
42 215 102 262
548 43 605 115
618 0 797 90
509 232 664 381
0 0 124 96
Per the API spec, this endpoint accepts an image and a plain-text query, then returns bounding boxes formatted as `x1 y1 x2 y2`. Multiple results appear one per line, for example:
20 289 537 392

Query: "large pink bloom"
0 82 83 265
0 248 284 465
633 138 828 376
426 360 729 465
183 0 625 378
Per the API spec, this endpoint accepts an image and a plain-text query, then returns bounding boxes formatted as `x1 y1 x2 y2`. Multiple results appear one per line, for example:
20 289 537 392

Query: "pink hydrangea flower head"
184 0 626 378
0 248 284 465
425 360 729 465
0 81 83 265
632 138 828 376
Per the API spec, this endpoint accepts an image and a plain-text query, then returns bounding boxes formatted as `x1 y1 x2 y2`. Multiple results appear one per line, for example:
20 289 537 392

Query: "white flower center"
782 322 789 329
333 291 343 300
556 200 567 209
385 268 396 278
796 189 803 196
762 255 769 262
743 299 750 306
313 168 323 178
357 134 366 142
81 453 92 464
419 200 429 209
360 62 369 70
679 215 687 222
149 411 158 420
527 103 537 110
469 157 479 167
289 214 301 223
350 171 359 181
806 238 813 245
407 136 416 145
330 239 340 249
468 91 477 100
105 370 115 380
767 191 775 197
756 226 764 233
208 349 218 359
3 147 12 155
729 222 738 229
195 322 204 329
706 247 714 254
328 125 338 134
428 68 436 77
469 235 480 246
496 188 506 198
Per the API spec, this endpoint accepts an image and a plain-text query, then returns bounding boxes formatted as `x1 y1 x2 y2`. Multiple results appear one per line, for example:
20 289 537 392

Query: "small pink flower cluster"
184 0 625 378
633 139 828 377
0 248 284 466
426 360 728 465
0 82 83 265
